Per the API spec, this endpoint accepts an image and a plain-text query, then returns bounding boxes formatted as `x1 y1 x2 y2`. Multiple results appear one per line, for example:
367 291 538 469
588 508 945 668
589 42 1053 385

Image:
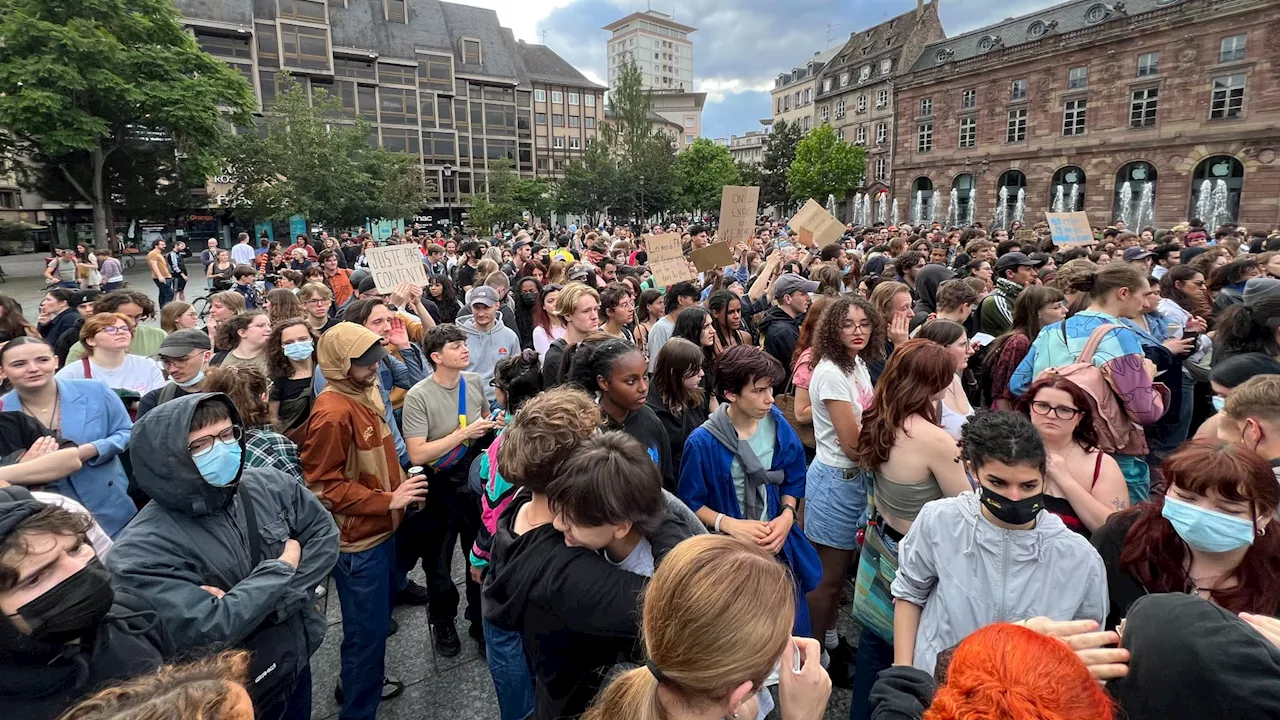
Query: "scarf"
702 406 783 521
316 322 386 416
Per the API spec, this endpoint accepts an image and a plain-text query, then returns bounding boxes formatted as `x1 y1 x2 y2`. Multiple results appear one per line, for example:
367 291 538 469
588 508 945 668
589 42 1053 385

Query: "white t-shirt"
809 356 874 468
57 354 167 395
605 535 655 577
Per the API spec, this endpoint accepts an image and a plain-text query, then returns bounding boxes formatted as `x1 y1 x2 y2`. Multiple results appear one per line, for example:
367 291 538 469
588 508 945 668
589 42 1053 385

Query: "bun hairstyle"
581 535 795 720
493 348 544 412
564 334 640 393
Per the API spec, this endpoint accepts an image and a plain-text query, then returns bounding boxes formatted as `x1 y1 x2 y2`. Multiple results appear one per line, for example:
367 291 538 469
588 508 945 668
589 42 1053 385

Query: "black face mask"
520 291 538 305
9 559 114 644
980 486 1045 526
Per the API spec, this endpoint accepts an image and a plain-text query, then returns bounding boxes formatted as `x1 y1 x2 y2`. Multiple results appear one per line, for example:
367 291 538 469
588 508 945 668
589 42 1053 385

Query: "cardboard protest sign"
690 241 734 272
1014 228 1037 241
716 185 759 248
365 244 429 294
788 199 844 248
1045 212 1096 247
645 233 694 287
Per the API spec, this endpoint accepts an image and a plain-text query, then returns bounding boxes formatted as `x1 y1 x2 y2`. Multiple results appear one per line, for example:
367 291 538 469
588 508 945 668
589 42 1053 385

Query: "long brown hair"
582 535 794 720
266 318 316 379
983 286 1065 377
790 295 834 370
265 288 305 326
203 365 272 427
652 337 705 410
59 651 249 720
853 339 956 470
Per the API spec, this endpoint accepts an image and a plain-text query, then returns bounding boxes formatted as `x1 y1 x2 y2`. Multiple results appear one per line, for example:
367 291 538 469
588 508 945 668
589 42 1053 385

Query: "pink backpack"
1035 323 1141 454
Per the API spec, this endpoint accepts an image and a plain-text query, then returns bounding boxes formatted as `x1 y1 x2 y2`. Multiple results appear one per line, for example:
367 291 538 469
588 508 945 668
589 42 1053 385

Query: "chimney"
917 0 924 11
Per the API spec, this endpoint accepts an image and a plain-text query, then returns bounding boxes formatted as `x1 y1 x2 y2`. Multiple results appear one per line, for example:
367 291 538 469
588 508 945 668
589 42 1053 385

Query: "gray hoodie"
891 492 1108 674
106 394 339 664
457 314 520 405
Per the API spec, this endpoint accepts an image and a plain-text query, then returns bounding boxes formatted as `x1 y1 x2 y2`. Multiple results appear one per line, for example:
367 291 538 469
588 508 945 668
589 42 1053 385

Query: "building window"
857 94 866 113
534 112 546 125
584 117 595 129
917 123 932 153
686 135 695 145
195 33 252 60
835 99 845 118
1011 78 1027 101
552 91 563 104
802 116 811 131
420 55 452 92
1063 99 1087 136
1210 74 1246 119
880 58 891 74
569 136 581 149
1068 66 1088 89
1220 34 1247 62
553 136 564 148
278 0 326 22
568 92 579 105
961 88 976 109
839 72 849 87
822 78 832 92
805 88 812 104
820 105 829 122
958 116 976 148
379 127 420 155
534 89 546 102
1114 161 1157 222
860 66 871 81
386 0 406 22
585 94 595 107
1130 88 1158 128
1006 108 1027 142
876 89 888 107
684 117 695 128
920 97 932 116
855 125 866 144
378 63 415 86
875 157 887 179
1052 166 1087 211
1137 52 1159 77
279 23 330 71
1189 155 1243 223
876 122 886 144
461 39 482 64
997 170 1027 224
552 113 564 127
836 128 844 142
568 115 579 128
378 87 417 125
336 58 376 80
0 191 15 209
536 158 548 170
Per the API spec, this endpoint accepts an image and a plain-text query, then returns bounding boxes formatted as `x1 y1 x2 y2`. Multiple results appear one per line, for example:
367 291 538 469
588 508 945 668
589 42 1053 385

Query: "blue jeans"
483 618 535 720
849 627 895 720
332 539 396 720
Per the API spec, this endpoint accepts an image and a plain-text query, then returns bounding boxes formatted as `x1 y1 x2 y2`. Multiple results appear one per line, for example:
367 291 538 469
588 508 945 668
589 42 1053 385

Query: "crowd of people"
3 212 1280 720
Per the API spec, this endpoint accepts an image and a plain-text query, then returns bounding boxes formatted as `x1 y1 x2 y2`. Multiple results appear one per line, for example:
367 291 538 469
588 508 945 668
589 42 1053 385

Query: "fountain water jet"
891 198 899 226
1116 182 1133 227
929 192 941 225
1052 185 1065 214
994 186 1009 229
1135 182 1154 231
966 188 977 226
1014 188 1026 224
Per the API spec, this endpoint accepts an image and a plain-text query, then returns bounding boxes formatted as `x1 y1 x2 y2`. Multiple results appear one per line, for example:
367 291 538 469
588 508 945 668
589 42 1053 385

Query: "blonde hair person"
296 282 334 332
264 287 305 326
542 282 600 385
160 302 198 334
59 651 253 720
583 535 830 720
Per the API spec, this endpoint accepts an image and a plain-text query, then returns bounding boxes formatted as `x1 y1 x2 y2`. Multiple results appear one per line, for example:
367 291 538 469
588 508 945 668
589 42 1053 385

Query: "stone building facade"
892 0 1280 230
770 49 838 134
516 42 605 179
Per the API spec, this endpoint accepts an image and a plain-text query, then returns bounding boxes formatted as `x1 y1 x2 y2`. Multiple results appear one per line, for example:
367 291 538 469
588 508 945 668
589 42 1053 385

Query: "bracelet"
714 513 725 533
780 504 797 518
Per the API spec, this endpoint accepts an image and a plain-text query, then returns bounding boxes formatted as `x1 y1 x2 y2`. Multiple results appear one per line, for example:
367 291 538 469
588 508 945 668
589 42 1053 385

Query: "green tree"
0 0 256 246
466 158 521 232
225 74 424 229
599 59 677 220
787 123 866 207
736 160 763 189
760 119 801 217
673 138 740 214
557 139 616 216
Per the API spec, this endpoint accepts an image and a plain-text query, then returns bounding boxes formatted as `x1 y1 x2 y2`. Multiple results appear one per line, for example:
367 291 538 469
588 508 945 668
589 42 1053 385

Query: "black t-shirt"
604 405 675 491
0 411 50 461
456 262 477 290
541 338 568 388
270 375 314 431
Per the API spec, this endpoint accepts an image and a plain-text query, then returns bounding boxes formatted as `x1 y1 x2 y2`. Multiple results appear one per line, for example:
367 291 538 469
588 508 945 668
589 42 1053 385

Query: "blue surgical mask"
1212 396 1226 413
193 440 242 487
1162 495 1256 553
176 369 205 388
283 340 314 361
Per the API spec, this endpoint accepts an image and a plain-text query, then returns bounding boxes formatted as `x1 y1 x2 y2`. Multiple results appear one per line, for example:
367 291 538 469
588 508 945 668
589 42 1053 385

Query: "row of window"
813 88 891 121
914 74 1247 152
820 57 893 94
533 113 597 129
532 89 597 107
535 135 583 149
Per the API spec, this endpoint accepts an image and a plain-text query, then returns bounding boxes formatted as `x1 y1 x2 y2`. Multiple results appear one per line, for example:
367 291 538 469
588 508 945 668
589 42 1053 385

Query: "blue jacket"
2 379 136 537
677 406 820 634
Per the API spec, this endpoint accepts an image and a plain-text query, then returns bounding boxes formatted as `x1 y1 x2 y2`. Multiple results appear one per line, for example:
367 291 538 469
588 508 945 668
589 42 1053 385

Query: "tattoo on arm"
1112 498 1127 512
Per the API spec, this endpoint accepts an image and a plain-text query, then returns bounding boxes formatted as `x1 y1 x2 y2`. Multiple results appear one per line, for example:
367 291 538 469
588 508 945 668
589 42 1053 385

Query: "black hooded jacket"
910 264 957 331
759 305 803 387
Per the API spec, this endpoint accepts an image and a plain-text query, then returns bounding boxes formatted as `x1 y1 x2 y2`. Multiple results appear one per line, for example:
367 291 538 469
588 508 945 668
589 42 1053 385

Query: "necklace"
20 388 61 431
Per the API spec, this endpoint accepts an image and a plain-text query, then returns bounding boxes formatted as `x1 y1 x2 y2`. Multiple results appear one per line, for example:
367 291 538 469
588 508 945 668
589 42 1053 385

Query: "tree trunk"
91 143 109 248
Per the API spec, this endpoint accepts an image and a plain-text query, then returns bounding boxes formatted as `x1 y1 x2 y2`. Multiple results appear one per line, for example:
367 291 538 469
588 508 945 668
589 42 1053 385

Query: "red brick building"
891 0 1280 231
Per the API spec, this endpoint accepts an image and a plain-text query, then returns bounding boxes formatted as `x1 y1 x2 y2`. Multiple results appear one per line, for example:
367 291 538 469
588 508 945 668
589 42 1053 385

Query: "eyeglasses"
160 352 204 368
101 325 133 336
1030 401 1081 421
304 298 331 306
188 425 243 456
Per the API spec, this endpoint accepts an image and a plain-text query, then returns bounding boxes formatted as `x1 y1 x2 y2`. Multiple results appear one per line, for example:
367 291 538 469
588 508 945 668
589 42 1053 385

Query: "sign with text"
366 244 429 294
645 233 694 287
690 241 734 272
1014 228 1037 241
716 185 760 247
1045 212 1096 247
788 199 844 248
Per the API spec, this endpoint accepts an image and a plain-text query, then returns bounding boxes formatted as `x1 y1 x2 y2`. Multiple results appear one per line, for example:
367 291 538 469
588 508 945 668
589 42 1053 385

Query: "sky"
464 0 1065 140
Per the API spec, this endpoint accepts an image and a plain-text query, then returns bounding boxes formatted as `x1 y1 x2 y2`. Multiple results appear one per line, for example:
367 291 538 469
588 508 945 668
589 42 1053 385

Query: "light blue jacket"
2 378 136 536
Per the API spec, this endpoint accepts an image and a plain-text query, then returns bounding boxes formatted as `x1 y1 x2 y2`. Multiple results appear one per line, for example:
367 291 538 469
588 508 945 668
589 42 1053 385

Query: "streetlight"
442 164 454 230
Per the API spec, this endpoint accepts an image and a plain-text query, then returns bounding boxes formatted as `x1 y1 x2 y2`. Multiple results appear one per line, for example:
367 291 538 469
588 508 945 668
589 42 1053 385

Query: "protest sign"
366 243 429 294
1045 212 1096 246
1014 228 1037 242
690 241 734 272
788 199 844 248
717 185 759 248
645 233 694 287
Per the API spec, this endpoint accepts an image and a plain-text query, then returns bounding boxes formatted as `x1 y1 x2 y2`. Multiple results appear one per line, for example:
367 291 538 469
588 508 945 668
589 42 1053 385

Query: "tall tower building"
604 10 695 92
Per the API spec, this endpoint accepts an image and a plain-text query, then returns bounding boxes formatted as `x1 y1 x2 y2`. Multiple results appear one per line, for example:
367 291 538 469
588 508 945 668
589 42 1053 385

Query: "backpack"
1034 323 1140 455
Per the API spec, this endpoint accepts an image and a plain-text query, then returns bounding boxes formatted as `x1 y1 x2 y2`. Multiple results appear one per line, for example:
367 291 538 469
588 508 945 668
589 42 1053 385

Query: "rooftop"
603 9 697 34
773 47 841 91
516 41 607 90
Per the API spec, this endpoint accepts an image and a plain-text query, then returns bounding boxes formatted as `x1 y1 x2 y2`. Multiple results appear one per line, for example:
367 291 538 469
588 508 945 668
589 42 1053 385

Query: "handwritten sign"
645 233 694 288
366 244 429 294
1045 212 1096 247
1014 228 1037 242
788 199 844 248
690 241 734 272
716 185 759 248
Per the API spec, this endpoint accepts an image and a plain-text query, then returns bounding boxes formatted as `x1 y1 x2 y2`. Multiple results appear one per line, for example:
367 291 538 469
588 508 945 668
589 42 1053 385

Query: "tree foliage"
224 74 425 229
735 160 763 189
760 119 801 217
0 0 256 245
787 123 866 206
466 158 557 232
673 138 740 214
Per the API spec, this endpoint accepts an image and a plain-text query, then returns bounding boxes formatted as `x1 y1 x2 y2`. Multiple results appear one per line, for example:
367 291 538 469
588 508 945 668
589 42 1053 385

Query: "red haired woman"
1092 439 1280 631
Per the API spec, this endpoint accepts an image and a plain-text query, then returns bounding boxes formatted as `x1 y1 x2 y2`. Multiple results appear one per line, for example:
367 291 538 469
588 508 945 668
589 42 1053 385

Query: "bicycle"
120 254 136 271
191 295 213 320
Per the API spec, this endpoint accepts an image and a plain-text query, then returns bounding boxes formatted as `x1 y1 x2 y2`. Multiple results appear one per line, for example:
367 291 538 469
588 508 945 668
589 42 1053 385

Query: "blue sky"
467 0 1064 139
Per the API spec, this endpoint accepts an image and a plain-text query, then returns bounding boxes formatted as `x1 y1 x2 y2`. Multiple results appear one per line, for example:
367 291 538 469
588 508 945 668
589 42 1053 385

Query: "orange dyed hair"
924 623 1113 720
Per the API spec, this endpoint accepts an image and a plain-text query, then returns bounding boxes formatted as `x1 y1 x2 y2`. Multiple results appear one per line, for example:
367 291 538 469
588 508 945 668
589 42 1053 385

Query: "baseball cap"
567 264 590 282
350 341 389 367
1122 247 1154 262
355 275 380 295
157 328 213 358
773 273 820 299
467 286 500 307
70 289 102 307
994 252 1044 273
513 239 530 252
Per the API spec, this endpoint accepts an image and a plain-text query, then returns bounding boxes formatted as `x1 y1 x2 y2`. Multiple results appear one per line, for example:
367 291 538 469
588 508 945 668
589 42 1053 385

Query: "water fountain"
891 198 899 226
966 188 977 226
877 192 887 225
1211 179 1229 232
1135 182 1154 231
851 192 862 225
948 188 959 226
863 194 873 227
826 194 838 218
994 186 1009 229
1068 184 1079 213
1195 180 1213 226
929 192 941 225
914 191 924 225
1052 185 1065 214
1014 188 1026 224
1116 182 1133 227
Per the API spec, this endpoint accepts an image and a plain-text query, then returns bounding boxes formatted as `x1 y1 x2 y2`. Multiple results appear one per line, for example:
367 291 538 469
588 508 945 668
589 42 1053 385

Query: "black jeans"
153 278 174 307
398 473 482 626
